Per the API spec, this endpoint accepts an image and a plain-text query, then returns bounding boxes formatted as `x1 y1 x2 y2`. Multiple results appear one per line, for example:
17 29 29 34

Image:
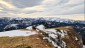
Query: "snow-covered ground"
0 30 37 37
36 25 45 30
0 25 44 37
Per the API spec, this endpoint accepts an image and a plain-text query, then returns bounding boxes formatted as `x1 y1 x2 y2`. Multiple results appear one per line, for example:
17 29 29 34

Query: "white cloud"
37 0 84 15
0 0 16 9
0 0 84 20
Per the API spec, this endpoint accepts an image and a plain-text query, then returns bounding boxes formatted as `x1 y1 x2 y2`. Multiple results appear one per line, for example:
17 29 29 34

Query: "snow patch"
36 25 45 30
49 34 58 38
57 30 67 38
0 30 37 37
44 29 67 38
26 26 33 30
45 29 57 34
42 29 67 48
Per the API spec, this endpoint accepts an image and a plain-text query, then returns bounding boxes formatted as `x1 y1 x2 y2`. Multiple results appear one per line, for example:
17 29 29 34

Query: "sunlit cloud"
0 0 84 20
0 0 16 9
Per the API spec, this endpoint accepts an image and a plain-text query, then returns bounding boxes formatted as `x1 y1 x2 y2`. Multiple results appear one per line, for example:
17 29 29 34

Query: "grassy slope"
0 34 53 48
0 27 83 48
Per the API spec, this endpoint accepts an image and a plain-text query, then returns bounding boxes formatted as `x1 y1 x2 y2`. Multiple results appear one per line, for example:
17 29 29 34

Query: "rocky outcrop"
36 26 83 48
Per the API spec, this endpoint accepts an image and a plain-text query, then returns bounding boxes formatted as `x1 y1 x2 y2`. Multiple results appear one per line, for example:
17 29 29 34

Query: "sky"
0 0 84 20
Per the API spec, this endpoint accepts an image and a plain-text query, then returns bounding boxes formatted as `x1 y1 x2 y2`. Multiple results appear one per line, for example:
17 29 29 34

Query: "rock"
37 27 83 48
26 26 33 30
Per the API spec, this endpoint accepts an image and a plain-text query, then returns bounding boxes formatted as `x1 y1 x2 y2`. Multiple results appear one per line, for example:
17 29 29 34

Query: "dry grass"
0 35 53 48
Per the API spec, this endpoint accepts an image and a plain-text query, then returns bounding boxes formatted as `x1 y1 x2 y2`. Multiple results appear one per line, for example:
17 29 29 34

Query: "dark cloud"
4 0 43 8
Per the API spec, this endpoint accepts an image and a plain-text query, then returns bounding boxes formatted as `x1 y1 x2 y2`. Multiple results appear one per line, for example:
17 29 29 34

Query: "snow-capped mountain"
0 17 84 33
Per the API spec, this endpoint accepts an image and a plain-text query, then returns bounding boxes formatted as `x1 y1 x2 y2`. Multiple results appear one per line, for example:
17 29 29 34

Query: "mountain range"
0 17 85 44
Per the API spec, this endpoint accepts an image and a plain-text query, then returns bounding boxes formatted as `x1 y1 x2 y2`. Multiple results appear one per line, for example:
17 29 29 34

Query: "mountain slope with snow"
0 25 83 48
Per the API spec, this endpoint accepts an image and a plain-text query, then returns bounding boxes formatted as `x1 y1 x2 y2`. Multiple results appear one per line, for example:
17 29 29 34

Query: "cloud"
0 0 16 9
0 0 84 20
37 0 84 15
0 0 44 15
3 0 43 8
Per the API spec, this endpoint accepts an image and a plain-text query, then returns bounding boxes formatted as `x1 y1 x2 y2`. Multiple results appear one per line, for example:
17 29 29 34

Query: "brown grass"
0 35 53 48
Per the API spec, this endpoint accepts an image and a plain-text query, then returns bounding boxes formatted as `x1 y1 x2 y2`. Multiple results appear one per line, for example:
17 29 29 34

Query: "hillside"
0 35 53 48
0 25 83 48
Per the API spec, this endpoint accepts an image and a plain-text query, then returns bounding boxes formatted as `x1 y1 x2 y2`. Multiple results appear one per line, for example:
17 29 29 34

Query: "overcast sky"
0 0 84 20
